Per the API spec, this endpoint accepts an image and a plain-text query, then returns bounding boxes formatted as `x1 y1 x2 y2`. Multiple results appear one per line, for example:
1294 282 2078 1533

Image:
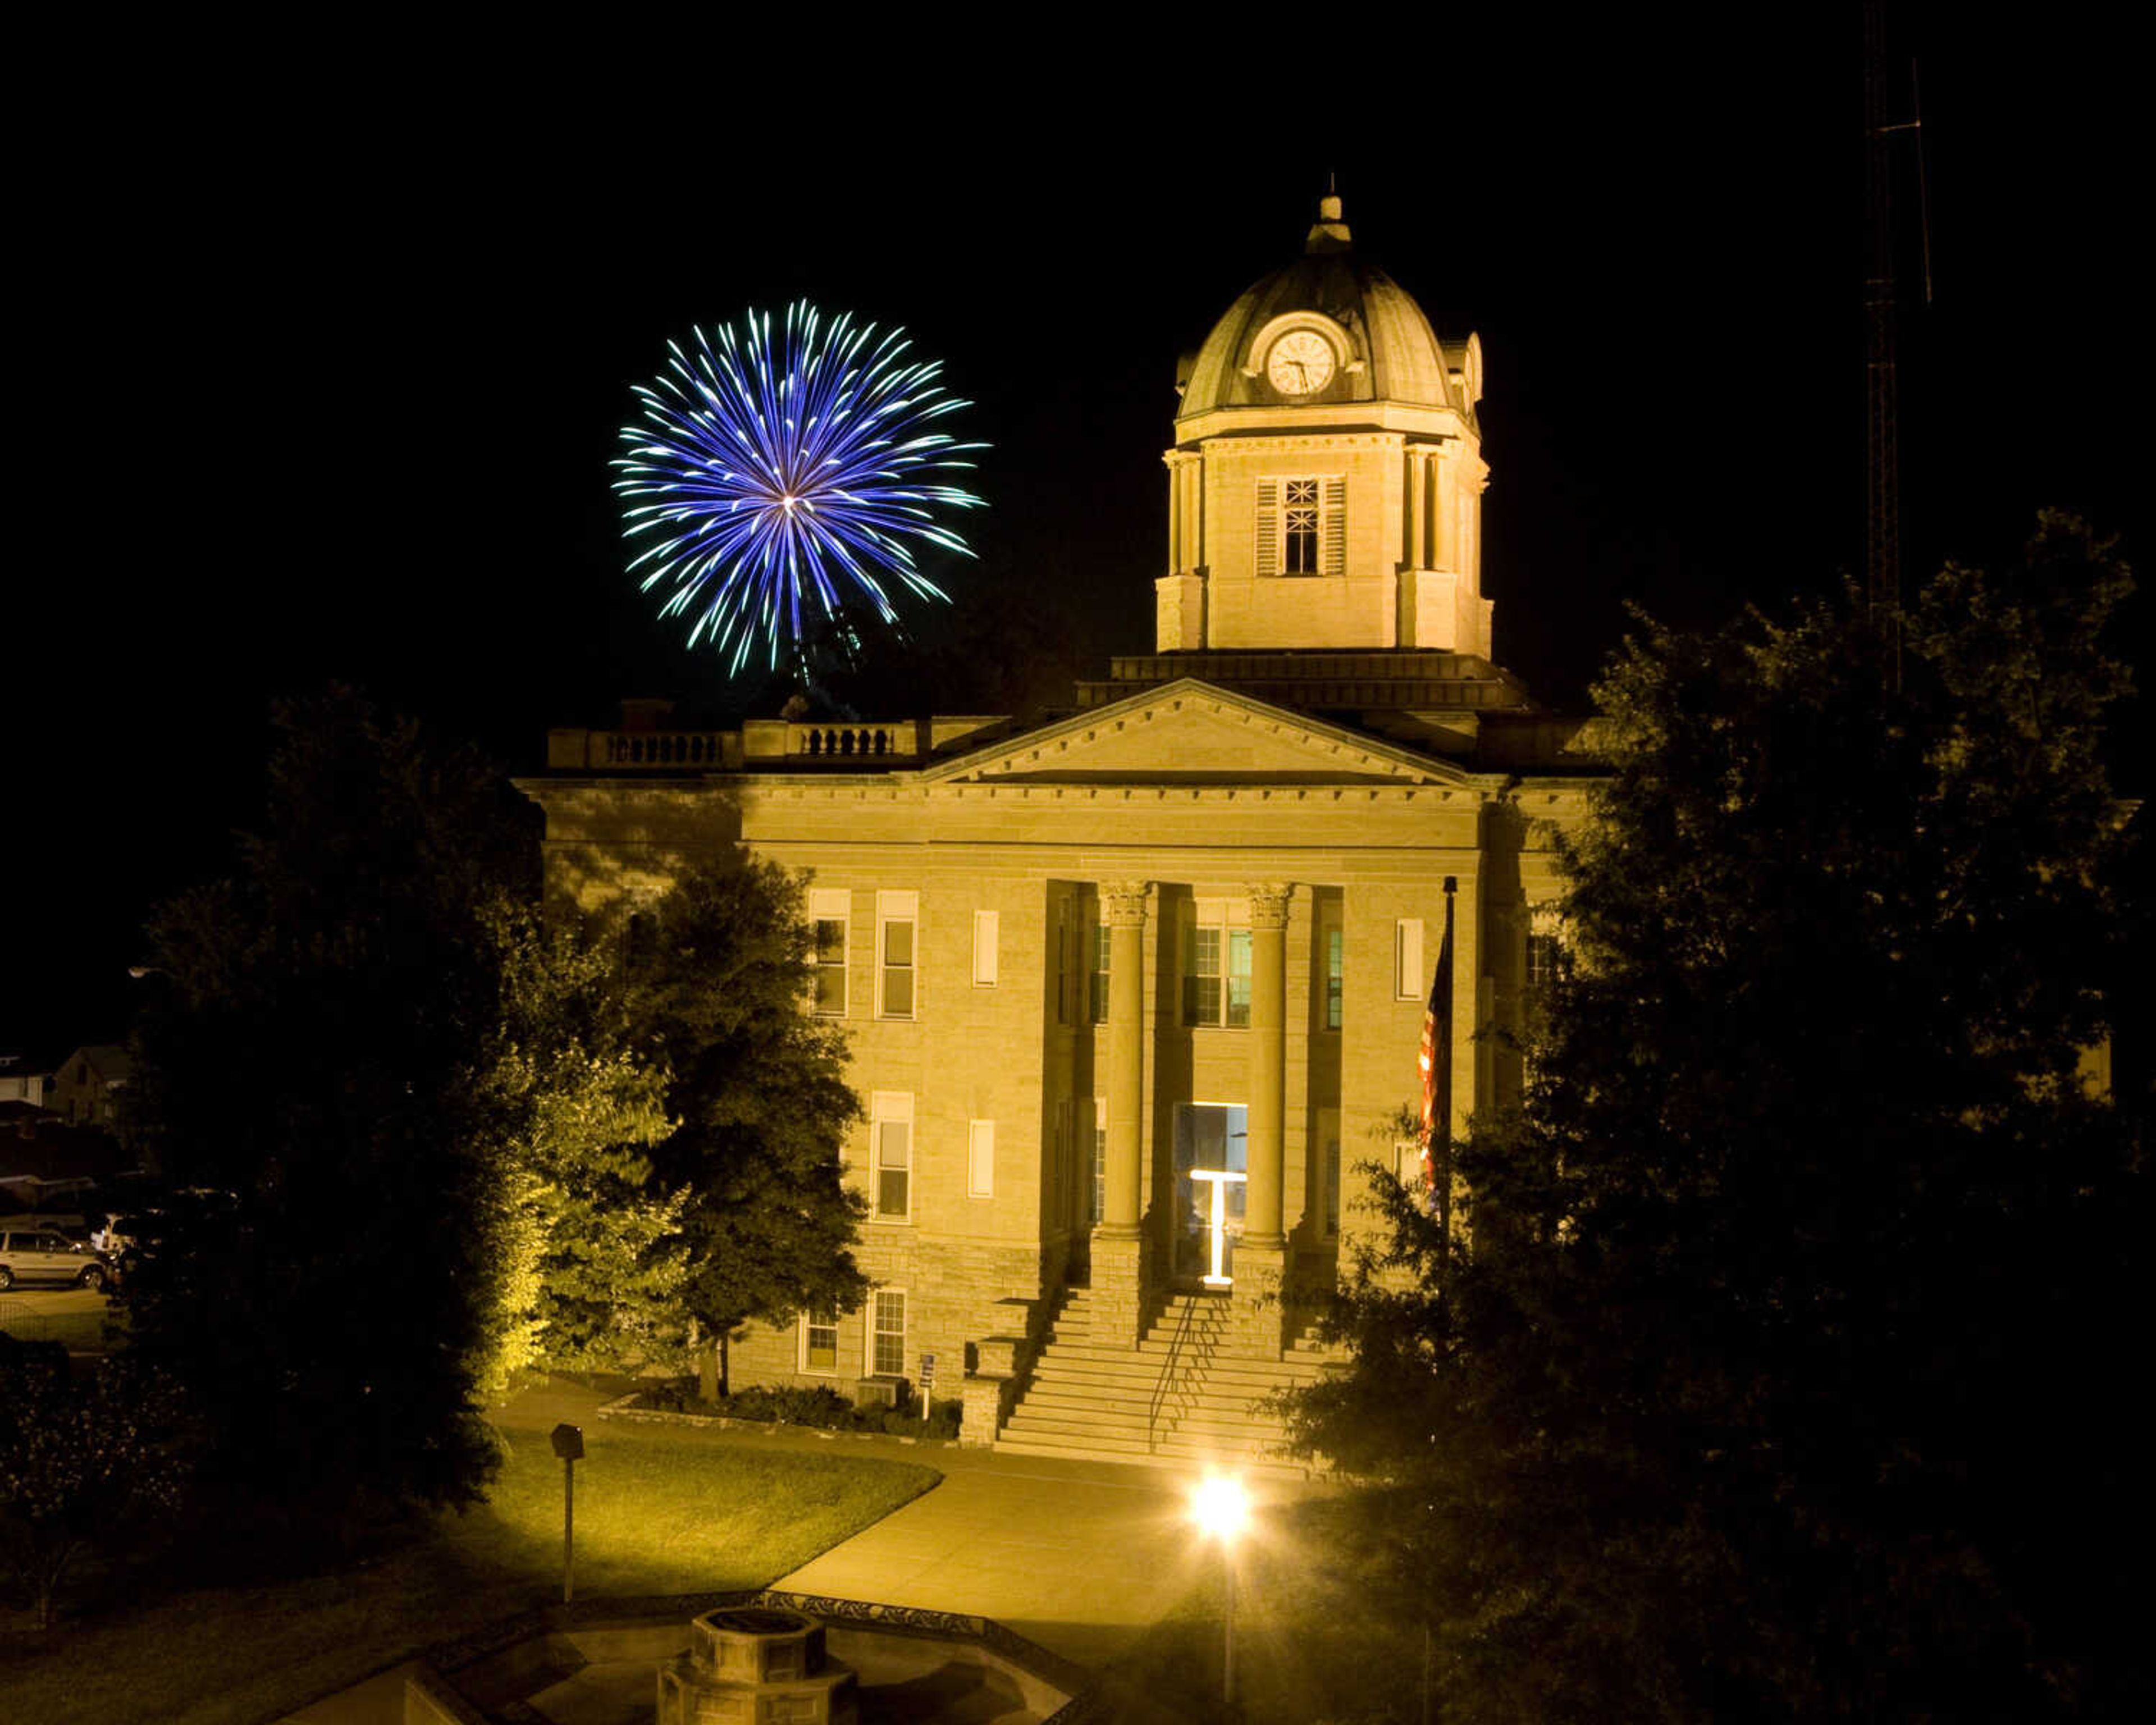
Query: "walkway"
496 1375 1326 1671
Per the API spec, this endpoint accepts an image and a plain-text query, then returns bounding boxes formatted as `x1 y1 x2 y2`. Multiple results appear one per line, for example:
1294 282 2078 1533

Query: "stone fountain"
656 1605 859 1724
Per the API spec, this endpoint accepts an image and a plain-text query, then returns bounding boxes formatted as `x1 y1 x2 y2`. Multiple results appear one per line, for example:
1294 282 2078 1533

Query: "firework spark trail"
614 302 986 676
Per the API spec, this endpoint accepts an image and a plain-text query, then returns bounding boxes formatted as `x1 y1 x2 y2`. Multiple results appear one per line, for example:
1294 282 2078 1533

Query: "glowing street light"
1190 1471 1250 1708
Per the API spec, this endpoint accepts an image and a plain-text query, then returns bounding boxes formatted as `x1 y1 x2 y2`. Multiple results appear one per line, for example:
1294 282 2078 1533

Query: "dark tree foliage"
1290 516 2145 1721
628 856 867 1394
123 691 540 1532
0 1345 189 1629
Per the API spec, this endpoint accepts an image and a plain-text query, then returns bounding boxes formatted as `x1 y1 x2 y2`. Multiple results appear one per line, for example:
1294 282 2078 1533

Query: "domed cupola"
1176 195 1474 434
1159 193 1493 659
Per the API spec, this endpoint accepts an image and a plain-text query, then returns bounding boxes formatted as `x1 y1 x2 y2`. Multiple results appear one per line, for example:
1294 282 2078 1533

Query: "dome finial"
1307 179 1351 253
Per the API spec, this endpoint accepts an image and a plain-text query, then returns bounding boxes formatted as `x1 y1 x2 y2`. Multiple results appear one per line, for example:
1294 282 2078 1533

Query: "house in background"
520 195 1601 1463
0 1051 50 1109
48 1044 134 1142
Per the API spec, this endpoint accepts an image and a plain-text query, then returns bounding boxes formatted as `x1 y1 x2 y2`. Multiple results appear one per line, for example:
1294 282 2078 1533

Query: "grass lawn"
0 1423 938 1725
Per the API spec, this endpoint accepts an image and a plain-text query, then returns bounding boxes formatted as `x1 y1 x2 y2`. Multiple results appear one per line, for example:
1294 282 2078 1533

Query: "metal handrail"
1145 1297 1201 1453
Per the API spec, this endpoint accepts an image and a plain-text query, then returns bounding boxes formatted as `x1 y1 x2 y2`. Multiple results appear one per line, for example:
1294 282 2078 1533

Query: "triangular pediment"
924 679 1477 787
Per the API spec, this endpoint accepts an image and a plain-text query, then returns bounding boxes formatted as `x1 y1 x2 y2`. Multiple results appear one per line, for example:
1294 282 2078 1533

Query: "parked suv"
0 1230 112 1292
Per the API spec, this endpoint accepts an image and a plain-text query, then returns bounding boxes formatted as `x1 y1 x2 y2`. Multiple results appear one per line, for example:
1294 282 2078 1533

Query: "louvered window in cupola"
1255 476 1346 577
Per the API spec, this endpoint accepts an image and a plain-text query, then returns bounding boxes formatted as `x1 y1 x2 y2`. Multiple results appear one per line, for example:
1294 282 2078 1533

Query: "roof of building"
1177 194 1463 424
57 1044 133 1084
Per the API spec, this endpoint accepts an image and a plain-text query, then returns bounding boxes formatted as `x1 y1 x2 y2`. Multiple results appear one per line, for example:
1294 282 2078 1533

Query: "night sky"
4 15 2139 1057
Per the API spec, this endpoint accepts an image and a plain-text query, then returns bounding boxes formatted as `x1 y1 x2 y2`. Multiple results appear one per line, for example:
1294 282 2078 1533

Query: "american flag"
1419 878 1457 1207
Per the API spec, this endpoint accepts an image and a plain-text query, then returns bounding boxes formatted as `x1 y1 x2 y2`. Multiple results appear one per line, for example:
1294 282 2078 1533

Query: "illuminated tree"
1290 515 2144 1720
625 856 869 1397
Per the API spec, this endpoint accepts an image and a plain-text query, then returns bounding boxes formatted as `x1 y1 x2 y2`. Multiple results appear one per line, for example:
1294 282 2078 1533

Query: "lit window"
972 909 999 987
803 1309 838 1372
1090 923 1111 1024
1325 924 1344 1030
869 1092 912 1220
1395 919 1425 999
967 1119 995 1198
1182 901 1251 1028
1255 475 1346 578
1526 905 1566 993
809 888 848 1016
878 891 917 1019
871 1290 906 1379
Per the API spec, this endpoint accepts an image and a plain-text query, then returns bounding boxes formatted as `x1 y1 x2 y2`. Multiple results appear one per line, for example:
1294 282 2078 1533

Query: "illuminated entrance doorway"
1173 1104 1247 1286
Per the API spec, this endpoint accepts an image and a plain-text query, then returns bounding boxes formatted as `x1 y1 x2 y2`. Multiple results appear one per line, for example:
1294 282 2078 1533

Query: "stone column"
1091 880 1151 1344
1232 883 1293 1358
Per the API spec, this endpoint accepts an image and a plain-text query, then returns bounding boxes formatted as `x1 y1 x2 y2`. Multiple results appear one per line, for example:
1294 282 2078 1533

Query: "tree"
1289 515 2145 1720
124 691 672 1532
0 1346 188 1630
627 855 868 1395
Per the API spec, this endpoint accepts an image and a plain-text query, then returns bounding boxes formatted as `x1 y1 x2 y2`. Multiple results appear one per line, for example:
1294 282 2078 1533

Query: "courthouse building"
522 195 1600 1456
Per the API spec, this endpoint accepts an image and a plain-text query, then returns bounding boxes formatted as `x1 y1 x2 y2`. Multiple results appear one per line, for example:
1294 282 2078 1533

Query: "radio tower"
1865 0 1929 687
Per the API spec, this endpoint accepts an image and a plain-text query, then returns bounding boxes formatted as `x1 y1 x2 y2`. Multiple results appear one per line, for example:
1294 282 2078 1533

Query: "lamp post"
550 1423 584 1603
1190 1471 1250 1710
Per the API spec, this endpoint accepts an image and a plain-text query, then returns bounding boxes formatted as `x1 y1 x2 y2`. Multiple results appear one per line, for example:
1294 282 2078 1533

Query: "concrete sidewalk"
496 1375 1322 1671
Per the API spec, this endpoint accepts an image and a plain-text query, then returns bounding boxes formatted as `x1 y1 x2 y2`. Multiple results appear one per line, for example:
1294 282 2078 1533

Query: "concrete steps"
994 1289 1336 1476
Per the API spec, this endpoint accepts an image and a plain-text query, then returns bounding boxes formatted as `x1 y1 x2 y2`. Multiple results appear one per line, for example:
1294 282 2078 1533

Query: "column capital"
1100 880 1152 926
1245 882 1294 930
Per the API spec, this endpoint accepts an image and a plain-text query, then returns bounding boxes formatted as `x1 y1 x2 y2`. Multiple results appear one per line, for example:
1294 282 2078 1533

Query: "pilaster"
1244 882 1292 1251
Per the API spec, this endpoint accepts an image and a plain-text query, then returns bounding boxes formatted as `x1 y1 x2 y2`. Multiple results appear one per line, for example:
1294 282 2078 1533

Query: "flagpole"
1419 877 1459 1264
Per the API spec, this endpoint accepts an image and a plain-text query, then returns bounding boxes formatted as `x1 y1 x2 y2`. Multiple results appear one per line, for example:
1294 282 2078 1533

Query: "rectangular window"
1256 475 1346 578
1325 924 1344 1030
967 1119 995 1198
1090 923 1111 1024
972 910 999 987
878 891 917 1019
1052 898 1067 1023
1526 905 1565 993
1318 1109 1341 1236
1181 900 1251 1028
1395 918 1425 1000
802 1309 838 1372
809 888 848 1017
869 1091 912 1220
871 1289 906 1379
1091 1097 1107 1225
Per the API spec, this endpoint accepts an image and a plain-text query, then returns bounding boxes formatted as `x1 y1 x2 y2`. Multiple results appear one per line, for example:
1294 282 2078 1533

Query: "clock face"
1266 330 1337 395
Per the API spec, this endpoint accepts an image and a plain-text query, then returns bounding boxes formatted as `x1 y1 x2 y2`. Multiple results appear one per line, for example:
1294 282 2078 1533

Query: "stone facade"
519 194 1603 1420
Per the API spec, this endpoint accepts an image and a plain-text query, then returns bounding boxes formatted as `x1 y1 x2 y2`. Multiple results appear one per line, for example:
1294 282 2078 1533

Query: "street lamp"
1190 1471 1250 1709
551 1423 584 1603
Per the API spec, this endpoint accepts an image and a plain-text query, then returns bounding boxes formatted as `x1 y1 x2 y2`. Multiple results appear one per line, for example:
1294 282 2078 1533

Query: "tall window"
1052 896 1071 1024
1325 924 1344 1030
878 891 917 1019
1395 918 1426 999
809 888 848 1016
1182 901 1252 1027
871 1290 906 1378
870 1092 912 1220
1255 475 1346 577
1526 905 1566 993
967 1119 995 1198
972 909 999 987
1091 1097 1108 1225
802 1309 838 1372
1090 923 1111 1024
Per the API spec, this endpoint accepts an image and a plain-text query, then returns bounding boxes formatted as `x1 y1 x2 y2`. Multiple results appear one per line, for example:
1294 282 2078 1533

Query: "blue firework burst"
614 302 986 676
